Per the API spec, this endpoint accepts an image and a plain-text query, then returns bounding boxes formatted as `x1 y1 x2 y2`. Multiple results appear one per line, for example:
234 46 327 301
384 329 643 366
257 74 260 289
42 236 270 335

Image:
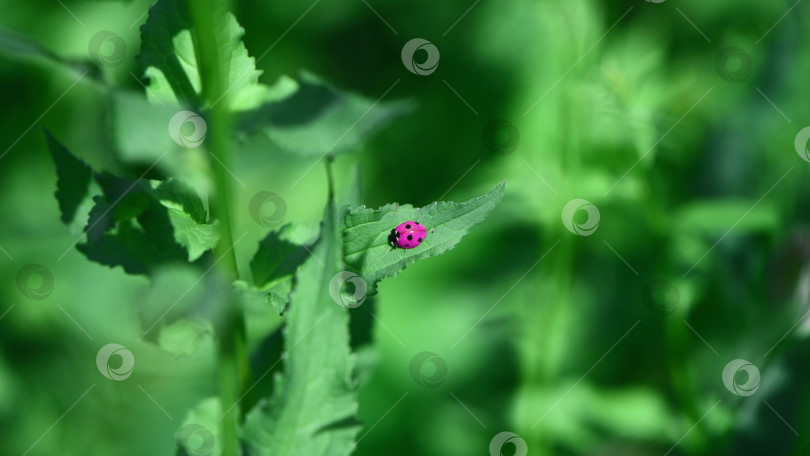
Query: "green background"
1 0 809 454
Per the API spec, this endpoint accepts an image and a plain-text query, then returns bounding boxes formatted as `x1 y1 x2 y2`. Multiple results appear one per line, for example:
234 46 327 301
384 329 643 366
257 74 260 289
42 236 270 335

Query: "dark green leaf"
138 0 200 105
44 129 94 225
45 131 217 272
77 221 175 275
250 223 318 288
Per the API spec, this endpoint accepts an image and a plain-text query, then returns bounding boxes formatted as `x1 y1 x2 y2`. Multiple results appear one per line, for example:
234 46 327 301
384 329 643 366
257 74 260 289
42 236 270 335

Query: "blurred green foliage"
1 0 810 455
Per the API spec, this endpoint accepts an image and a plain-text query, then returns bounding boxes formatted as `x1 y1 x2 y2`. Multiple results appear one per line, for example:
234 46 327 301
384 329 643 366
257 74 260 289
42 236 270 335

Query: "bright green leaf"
164 211 219 262
344 181 506 294
243 201 360 455
138 0 200 105
150 179 219 261
234 278 290 317
139 0 277 112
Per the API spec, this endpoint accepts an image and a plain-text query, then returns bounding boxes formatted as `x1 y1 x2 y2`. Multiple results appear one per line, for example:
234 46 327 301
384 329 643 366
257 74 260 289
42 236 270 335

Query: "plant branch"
188 1 247 455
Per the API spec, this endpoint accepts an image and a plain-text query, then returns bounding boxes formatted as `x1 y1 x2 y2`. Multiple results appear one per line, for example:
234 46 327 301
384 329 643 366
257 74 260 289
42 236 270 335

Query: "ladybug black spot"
406 224 411 229
407 234 413 241
405 244 410 247
418 237 422 242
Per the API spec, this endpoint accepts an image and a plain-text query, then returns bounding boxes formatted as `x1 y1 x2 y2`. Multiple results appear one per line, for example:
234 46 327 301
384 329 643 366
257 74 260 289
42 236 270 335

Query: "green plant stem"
188 1 248 455
325 155 336 200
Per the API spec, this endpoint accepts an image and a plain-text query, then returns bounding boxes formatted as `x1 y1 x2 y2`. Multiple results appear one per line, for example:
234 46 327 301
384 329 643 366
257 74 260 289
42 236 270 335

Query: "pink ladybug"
388 221 427 249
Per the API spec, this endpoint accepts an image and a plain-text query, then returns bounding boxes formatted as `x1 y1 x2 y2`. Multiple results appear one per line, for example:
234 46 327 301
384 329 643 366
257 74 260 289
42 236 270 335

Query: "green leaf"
163 211 219 262
78 222 175 275
250 223 318 288
267 281 292 316
139 1 406 157
86 173 189 269
235 278 290 317
44 130 94 225
237 72 413 157
45 131 217 272
248 223 319 315
231 74 299 113
139 0 281 112
150 179 219 261
243 201 360 455
74 169 187 275
150 179 207 224
344 181 506 294
138 0 200 105
84 195 117 243
237 276 291 317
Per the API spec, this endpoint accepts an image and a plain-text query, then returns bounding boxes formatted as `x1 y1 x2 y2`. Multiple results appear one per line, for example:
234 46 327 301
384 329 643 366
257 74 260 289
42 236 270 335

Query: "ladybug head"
388 229 399 248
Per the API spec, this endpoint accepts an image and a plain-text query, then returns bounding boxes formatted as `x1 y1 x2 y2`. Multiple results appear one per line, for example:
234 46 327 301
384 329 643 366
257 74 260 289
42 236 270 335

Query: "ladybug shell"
389 221 427 249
